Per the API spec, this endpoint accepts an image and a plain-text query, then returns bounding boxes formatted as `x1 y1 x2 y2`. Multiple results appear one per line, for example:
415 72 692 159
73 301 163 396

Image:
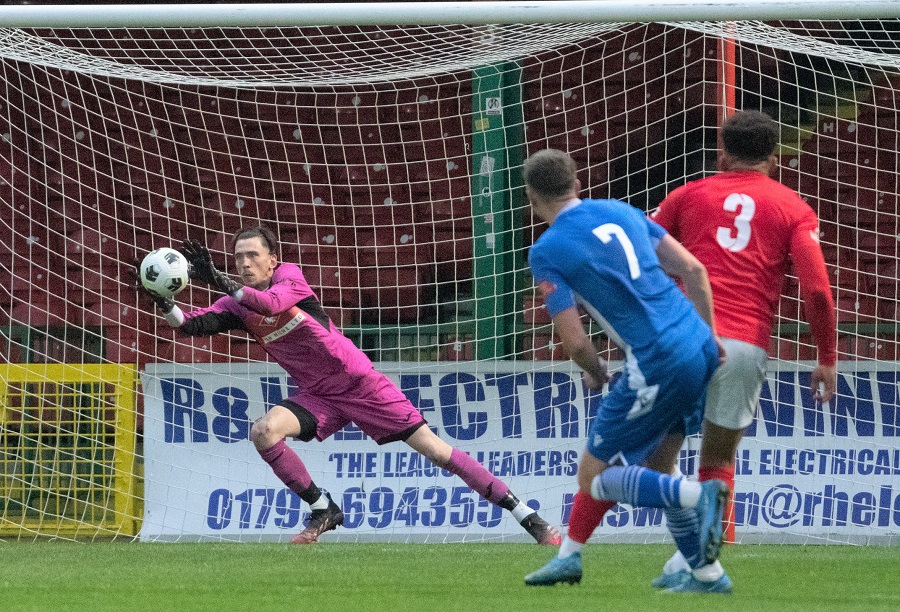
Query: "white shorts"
704 337 768 430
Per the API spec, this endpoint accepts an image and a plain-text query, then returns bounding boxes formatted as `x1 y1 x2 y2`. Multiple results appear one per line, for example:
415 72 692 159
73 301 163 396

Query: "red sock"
699 465 736 544
567 490 616 544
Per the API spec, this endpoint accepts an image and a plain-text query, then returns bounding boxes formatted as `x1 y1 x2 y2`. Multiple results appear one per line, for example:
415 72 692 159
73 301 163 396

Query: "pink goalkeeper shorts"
287 369 426 444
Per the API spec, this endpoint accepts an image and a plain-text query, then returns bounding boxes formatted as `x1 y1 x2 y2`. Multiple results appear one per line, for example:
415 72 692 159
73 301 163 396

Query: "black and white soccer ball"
140 247 189 299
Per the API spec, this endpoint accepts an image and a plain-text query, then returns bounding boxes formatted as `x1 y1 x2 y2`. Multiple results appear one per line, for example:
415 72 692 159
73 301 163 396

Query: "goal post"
1 1 900 27
0 8 899 543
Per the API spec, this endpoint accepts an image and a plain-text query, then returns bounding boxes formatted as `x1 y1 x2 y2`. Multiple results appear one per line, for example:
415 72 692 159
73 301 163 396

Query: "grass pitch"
1 541 897 612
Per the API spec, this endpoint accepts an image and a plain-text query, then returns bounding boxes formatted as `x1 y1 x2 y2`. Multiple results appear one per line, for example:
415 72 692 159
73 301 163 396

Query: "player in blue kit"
521 149 730 591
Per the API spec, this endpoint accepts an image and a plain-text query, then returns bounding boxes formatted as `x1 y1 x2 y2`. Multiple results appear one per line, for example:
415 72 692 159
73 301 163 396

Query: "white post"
0 1 897 28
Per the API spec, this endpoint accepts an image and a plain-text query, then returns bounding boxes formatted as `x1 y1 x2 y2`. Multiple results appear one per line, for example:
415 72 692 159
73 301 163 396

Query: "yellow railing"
0 363 139 538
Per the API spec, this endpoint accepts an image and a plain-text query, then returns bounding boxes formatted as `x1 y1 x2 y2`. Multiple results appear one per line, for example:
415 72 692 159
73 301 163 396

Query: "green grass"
0 542 897 612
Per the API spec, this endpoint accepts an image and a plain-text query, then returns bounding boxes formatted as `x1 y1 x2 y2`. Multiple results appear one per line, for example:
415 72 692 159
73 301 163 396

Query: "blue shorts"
587 336 719 466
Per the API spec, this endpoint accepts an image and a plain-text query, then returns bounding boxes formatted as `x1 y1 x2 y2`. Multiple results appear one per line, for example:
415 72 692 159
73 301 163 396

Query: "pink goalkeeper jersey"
182 263 375 396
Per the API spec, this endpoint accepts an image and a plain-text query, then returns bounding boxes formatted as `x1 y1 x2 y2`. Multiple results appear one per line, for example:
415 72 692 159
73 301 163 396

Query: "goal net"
1 7 899 544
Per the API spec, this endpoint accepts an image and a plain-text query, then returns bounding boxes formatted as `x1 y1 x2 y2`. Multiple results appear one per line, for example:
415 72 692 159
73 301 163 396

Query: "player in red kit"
649 110 838 591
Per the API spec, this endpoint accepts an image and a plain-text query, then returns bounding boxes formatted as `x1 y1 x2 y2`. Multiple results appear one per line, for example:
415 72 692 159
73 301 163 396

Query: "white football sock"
692 560 724 582
511 502 533 522
557 536 583 559
663 550 691 575
309 495 329 511
678 479 702 507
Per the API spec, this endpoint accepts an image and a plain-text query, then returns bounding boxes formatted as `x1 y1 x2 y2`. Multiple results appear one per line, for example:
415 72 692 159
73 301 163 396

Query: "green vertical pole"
471 62 524 360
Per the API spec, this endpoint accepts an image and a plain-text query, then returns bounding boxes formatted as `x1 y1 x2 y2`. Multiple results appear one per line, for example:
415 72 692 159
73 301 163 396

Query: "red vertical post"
717 28 738 546
718 28 737 126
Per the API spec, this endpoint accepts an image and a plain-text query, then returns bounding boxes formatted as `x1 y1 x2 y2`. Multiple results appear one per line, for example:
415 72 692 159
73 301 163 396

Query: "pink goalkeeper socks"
258 439 313 495
444 447 510 504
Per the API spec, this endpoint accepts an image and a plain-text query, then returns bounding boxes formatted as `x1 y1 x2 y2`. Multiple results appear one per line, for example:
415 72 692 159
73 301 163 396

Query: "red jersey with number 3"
651 169 837 365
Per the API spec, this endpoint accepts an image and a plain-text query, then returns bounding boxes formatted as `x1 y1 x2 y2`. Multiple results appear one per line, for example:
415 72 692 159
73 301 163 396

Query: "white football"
140 247 189 299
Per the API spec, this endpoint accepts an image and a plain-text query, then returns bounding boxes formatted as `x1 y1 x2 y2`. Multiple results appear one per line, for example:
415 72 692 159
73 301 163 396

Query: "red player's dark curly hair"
721 110 778 163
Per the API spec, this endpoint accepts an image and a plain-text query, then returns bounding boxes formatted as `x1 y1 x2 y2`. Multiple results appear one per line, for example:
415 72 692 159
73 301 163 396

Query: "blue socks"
665 507 704 568
591 465 708 569
591 465 681 508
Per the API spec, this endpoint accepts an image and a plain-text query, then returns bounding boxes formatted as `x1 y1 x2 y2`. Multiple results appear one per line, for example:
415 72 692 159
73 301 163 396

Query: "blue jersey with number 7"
528 198 713 382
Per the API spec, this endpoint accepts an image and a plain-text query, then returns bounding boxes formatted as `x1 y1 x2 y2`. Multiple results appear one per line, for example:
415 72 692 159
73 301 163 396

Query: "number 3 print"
716 193 756 252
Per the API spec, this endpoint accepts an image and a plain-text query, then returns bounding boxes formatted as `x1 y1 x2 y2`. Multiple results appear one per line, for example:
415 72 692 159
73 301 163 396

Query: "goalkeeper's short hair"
230 225 279 257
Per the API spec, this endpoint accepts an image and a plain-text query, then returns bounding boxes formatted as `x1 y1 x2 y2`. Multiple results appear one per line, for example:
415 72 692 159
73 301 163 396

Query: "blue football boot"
665 572 733 594
695 479 729 567
524 552 582 586
651 569 691 589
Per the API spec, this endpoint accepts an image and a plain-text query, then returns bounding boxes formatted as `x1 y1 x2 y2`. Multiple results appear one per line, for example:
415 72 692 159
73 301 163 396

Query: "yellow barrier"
0 363 139 539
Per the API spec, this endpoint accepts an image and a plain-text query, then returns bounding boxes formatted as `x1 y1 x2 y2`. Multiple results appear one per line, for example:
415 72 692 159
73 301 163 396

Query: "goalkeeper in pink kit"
141 225 560 545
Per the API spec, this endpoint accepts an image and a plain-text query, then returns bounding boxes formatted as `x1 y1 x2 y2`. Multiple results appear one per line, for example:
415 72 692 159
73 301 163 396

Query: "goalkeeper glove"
130 259 175 314
182 239 242 296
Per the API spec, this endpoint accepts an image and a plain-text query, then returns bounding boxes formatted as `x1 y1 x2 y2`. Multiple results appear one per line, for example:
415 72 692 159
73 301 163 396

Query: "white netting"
0 18 898 544
677 21 900 68
0 24 629 85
